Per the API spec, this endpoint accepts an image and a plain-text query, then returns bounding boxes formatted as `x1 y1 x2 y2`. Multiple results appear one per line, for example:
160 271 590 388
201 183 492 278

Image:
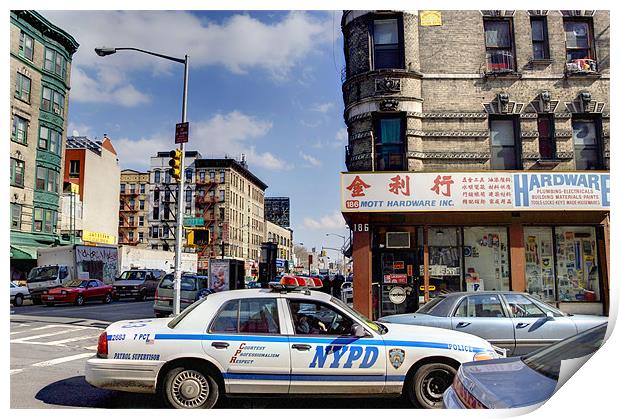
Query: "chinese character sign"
341 172 609 212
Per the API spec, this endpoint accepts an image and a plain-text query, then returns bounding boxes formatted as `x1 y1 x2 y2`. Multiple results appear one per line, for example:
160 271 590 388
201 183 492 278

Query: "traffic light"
168 149 182 182
186 228 210 246
194 229 210 245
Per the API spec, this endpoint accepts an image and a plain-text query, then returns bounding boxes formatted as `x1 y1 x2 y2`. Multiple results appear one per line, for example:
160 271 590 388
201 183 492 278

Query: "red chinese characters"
346 176 371 197
388 175 411 196
431 175 454 197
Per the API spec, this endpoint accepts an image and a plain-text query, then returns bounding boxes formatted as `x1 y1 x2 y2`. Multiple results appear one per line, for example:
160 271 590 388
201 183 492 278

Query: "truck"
27 245 198 303
27 245 119 303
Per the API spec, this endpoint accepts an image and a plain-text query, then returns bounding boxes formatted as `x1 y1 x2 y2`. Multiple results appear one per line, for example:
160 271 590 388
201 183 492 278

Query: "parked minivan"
153 273 209 317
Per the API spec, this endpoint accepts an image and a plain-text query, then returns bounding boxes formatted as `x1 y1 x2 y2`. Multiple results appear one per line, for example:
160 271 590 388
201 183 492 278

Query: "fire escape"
194 175 222 267
159 182 178 251
119 188 139 245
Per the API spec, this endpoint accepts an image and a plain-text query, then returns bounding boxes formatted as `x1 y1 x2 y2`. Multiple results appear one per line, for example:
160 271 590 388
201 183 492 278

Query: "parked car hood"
379 322 494 352
458 357 557 408
113 280 144 287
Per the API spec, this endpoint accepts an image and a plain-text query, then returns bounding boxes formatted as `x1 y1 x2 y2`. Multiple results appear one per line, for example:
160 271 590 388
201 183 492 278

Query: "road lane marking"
31 353 93 368
84 345 98 350
10 328 84 342
35 335 101 346
10 369 23 375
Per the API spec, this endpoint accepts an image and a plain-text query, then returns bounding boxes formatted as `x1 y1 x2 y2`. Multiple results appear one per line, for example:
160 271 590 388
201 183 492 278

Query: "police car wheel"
164 367 219 409
409 362 457 409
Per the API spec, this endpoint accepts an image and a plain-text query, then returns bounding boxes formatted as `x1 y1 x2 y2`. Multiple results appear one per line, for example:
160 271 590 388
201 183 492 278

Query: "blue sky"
41 10 349 256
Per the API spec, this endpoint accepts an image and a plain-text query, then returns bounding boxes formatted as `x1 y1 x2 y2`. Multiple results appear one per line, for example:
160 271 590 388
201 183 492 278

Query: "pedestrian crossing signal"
168 149 182 182
187 228 210 246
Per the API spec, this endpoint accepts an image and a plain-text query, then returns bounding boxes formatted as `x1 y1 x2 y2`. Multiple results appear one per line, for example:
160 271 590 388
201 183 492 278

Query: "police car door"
203 296 291 394
287 298 386 394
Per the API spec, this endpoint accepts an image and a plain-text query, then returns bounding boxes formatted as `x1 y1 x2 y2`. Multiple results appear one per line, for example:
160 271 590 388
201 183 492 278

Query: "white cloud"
111 111 290 171
299 151 322 167
335 127 348 143
68 122 93 138
41 11 333 106
312 102 334 113
302 210 346 230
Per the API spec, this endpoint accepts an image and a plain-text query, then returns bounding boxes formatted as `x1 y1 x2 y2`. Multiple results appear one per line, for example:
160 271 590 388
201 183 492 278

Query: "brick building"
10 10 78 278
119 169 151 247
340 10 610 318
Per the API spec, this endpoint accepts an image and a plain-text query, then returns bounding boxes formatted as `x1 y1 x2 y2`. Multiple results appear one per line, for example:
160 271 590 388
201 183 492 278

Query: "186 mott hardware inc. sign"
341 172 610 212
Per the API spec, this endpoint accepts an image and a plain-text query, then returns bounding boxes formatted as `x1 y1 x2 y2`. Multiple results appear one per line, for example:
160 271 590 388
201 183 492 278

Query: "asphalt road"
10 301 411 409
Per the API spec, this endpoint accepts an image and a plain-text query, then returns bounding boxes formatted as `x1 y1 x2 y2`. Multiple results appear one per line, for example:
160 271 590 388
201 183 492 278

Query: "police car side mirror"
351 323 368 338
545 311 555 320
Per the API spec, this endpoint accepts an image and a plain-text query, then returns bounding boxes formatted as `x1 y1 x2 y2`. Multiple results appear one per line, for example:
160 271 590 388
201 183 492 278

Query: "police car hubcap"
172 371 209 407
422 370 452 402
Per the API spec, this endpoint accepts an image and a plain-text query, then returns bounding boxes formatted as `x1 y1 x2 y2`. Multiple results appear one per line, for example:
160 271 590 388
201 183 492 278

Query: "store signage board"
341 172 610 212
82 230 115 245
420 11 442 26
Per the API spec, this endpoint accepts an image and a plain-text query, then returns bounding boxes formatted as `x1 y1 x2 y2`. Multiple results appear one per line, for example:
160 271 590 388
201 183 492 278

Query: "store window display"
524 227 556 302
424 227 462 295
463 227 510 292
555 226 599 302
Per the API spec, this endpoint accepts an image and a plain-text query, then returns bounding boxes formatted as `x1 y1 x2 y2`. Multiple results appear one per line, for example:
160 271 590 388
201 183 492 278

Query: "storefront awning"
10 245 38 260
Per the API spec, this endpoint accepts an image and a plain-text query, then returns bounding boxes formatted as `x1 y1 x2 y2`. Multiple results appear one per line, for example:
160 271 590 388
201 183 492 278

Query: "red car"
42 279 113 306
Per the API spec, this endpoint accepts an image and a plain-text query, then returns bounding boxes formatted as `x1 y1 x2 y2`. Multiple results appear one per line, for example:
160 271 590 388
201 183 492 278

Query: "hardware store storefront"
341 172 610 318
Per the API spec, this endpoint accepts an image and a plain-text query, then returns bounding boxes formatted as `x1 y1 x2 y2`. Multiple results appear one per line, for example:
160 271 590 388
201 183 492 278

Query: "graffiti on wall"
75 246 118 283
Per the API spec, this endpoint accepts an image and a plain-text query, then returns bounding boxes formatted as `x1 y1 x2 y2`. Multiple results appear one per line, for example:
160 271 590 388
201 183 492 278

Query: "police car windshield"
330 297 385 334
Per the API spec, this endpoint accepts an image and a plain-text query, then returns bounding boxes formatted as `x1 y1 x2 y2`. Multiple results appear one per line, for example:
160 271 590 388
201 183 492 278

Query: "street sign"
175 122 189 144
184 217 204 226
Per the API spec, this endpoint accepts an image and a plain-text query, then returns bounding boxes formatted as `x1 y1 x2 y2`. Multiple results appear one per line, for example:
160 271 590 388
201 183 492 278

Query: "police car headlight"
473 350 498 361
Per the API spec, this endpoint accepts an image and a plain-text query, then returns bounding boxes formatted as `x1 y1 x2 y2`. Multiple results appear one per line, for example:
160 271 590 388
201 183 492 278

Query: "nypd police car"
85 278 503 409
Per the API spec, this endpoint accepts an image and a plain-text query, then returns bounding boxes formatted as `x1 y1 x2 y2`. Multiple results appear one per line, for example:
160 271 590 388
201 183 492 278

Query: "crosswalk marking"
31 353 93 368
84 345 98 351
10 328 83 343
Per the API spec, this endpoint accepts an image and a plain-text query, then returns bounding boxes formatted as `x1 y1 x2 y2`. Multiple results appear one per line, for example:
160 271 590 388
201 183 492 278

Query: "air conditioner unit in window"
386 232 410 249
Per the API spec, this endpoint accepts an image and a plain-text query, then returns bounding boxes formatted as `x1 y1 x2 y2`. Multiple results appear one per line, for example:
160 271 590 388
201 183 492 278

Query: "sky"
39 10 350 259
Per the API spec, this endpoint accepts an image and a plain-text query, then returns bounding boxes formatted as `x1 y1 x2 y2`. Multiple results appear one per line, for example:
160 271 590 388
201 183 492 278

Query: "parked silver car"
10 281 31 307
153 273 209 317
379 291 607 356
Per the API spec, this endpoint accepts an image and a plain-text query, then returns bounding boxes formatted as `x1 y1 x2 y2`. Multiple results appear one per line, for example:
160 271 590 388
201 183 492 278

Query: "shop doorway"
373 249 419 318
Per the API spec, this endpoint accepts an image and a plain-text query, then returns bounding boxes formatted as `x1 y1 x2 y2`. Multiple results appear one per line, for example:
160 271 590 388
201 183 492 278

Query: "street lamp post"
95 46 189 316
326 233 347 274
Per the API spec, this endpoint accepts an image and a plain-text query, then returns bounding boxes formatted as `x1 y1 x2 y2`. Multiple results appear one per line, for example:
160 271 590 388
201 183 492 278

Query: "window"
139 216 144 226
463 227 510 292
289 300 353 335
504 294 545 318
128 231 134 241
185 169 192 183
239 299 280 334
165 171 171 184
43 48 67 80
572 117 602 169
130 183 136 193
374 115 405 171
39 126 62 155
210 300 240 333
12 115 28 144
41 86 65 117
163 225 169 238
484 19 515 71
35 166 59 193
530 17 550 60
11 204 22 229
199 171 205 182
154 170 161 184
185 189 192 205
454 294 506 318
69 160 80 177
140 183 145 194
372 17 403 69
128 215 134 226
537 115 556 160
33 208 56 233
210 171 215 181
120 184 126 194
490 118 520 169
15 73 31 102
153 207 159 220
220 170 225 182
139 200 145 210
219 190 225 202
139 232 144 242
10 159 25 187
19 31 34 60
163 206 170 220
153 187 160 201
564 19 595 61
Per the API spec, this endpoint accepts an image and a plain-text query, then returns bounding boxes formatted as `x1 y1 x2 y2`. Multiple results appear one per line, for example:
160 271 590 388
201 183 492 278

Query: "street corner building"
339 10 610 318
10 11 79 279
